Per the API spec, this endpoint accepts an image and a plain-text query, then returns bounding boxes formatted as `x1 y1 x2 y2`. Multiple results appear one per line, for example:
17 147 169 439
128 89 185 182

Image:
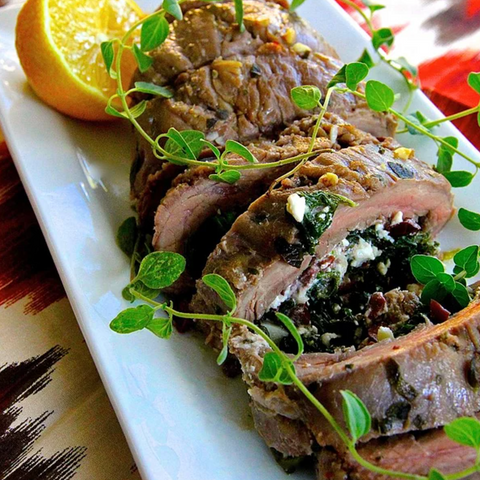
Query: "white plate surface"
0 2 479 479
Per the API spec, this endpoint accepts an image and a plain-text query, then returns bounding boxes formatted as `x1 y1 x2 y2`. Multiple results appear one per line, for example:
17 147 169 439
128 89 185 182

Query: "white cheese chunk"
350 238 382 268
377 326 394 342
375 222 393 242
391 211 403 226
286 193 306 223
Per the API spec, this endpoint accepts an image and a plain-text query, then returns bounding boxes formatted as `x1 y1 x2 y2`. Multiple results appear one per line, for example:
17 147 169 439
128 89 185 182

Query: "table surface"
0 1 479 478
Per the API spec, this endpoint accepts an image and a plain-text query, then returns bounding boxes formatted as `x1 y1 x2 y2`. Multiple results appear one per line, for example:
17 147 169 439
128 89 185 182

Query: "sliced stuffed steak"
189 137 461 455
192 142 453 323
130 0 397 222
152 114 379 295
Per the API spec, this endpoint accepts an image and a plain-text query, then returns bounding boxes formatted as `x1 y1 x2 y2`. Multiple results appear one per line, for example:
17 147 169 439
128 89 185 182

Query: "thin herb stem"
345 89 480 168
397 104 480 134
309 88 334 153
338 0 373 30
444 464 480 480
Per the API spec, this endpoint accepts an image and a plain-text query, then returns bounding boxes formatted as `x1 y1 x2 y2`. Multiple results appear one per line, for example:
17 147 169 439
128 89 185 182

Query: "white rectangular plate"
0 2 479 479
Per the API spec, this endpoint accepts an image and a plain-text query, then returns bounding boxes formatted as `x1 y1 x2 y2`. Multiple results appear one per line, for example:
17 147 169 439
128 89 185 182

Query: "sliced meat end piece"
316 418 480 480
133 0 339 88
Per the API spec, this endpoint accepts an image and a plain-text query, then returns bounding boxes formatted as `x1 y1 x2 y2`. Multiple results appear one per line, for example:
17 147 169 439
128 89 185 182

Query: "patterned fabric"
1 1 479 478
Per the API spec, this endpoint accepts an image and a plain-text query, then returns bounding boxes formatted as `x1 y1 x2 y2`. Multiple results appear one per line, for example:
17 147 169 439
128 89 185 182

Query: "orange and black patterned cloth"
0 1 479 478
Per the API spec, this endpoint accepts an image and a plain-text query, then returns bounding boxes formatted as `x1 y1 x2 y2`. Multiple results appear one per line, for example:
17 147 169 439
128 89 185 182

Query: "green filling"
298 191 341 253
265 224 437 354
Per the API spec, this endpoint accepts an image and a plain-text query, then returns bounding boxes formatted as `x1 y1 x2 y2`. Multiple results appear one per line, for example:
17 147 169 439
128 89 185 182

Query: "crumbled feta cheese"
341 238 350 247
350 238 382 268
377 326 394 342
286 193 306 223
375 222 393 242
391 211 403 226
321 332 340 348
295 285 310 305
377 258 391 276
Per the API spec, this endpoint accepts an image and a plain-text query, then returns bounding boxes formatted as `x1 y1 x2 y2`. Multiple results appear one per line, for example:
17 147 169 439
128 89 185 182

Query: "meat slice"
152 114 379 294
230 301 480 464
317 419 480 480
134 0 339 88
229 301 480 457
130 0 397 213
192 142 453 322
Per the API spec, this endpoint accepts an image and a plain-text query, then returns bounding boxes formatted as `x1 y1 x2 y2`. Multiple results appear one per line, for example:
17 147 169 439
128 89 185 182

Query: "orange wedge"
15 0 143 121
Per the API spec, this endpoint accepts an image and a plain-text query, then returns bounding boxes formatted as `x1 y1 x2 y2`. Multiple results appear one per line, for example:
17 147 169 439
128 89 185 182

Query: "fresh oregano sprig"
410 246 479 310
111 250 480 480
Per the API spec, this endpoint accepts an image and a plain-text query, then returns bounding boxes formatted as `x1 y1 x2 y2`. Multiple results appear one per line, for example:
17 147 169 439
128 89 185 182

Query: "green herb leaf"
209 171 241 184
405 111 431 135
110 305 154 334
340 390 371 443
367 4 385 14
436 137 458 173
105 104 127 119
146 315 173 339
468 72 480 94
234 0 245 32
291 85 321 110
327 65 346 89
141 14 169 52
123 281 159 302
217 323 233 365
428 469 447 480
133 44 154 73
225 140 257 163
345 62 369 91
454 245 480 277
459 208 480 231
200 139 221 160
444 417 480 449
135 251 186 289
128 100 147 119
101 41 116 78
289 0 306 9
436 272 456 293
443 171 474 188
421 278 449 305
276 312 304 358
162 0 183 20
116 217 137 257
371 27 394 50
365 80 395 112
410 254 444 285
452 282 471 309
202 273 237 312
134 81 173 98
357 49 374 68
394 56 418 77
258 352 293 385
164 129 205 160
